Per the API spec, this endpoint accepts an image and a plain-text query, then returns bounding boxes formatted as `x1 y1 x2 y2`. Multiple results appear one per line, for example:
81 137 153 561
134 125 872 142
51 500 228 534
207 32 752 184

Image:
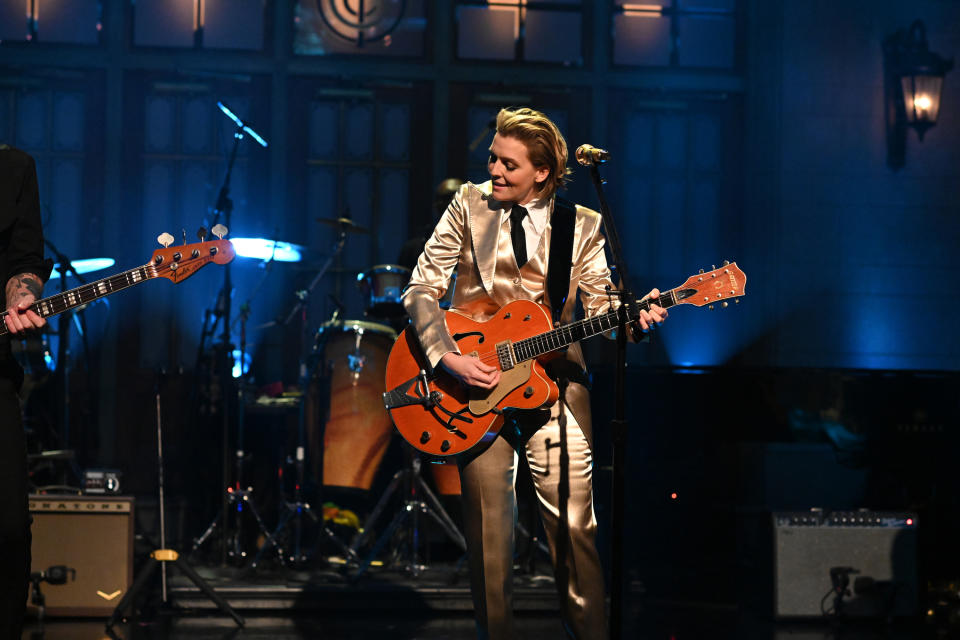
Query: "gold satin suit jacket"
402 180 618 425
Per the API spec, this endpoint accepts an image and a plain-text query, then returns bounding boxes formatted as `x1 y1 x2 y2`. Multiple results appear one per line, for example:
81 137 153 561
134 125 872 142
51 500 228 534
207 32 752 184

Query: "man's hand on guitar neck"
4 273 45 334
631 287 668 338
440 352 501 390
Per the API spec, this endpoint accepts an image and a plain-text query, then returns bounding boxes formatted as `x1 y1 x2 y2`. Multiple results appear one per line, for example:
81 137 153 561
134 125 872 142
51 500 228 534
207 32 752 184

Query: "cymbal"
315 217 369 234
48 258 116 279
232 238 304 262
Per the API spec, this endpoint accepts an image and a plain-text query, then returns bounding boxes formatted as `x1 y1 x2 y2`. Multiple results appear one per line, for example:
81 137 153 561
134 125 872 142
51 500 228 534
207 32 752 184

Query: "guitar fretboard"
512 290 679 363
0 264 157 336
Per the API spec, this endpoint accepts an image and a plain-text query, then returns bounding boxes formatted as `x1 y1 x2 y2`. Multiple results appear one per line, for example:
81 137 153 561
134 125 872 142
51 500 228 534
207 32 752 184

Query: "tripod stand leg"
350 469 404 552
352 505 411 581
190 507 222 555
416 477 467 551
250 508 291 569
174 557 245 627
105 557 159 630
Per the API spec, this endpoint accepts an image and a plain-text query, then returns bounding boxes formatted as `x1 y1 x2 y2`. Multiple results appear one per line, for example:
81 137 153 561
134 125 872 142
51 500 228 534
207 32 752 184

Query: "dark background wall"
2 0 958 603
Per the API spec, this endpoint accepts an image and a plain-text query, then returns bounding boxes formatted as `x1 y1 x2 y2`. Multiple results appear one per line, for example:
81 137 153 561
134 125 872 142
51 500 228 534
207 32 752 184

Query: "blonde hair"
495 107 571 199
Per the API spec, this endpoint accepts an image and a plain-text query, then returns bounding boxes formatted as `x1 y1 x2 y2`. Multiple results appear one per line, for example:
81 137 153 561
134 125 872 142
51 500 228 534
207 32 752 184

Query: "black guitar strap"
546 196 577 325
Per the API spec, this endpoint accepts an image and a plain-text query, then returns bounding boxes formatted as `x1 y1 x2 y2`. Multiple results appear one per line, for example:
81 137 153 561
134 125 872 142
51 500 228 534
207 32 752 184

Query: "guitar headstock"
150 238 236 283
674 261 746 309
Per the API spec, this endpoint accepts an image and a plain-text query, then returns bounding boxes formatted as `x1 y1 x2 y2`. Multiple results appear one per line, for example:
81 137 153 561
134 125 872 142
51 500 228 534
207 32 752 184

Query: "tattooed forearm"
5 273 43 306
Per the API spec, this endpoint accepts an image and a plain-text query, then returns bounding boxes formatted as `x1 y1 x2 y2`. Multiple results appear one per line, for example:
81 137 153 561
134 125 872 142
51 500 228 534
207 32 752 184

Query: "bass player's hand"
440 352 501 390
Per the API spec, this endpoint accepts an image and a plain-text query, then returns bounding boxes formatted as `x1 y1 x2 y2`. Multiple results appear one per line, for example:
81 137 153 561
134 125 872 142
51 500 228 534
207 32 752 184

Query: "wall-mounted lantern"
883 20 953 169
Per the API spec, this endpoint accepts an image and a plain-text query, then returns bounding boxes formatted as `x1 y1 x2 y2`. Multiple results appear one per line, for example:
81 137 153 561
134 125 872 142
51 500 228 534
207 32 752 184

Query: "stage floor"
23 562 941 639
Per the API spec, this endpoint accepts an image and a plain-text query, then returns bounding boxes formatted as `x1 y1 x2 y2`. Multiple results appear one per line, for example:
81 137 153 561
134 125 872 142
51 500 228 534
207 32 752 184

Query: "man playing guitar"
402 107 667 640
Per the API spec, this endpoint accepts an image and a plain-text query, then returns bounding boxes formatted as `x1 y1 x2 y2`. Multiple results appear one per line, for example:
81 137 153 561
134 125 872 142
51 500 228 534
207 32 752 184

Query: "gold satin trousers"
456 381 607 640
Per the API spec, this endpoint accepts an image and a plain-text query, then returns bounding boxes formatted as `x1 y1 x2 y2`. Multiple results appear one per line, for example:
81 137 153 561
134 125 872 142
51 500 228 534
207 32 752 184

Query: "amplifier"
773 510 918 618
28 495 135 616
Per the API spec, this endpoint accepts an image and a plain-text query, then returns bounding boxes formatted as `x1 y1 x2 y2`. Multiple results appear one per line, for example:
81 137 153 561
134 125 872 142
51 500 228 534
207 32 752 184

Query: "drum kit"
185 212 465 575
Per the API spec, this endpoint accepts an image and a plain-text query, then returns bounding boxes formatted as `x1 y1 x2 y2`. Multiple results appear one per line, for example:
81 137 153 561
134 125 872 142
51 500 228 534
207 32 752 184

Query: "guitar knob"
157 232 174 248
192 249 200 258
212 223 228 239
420 431 431 444
173 252 182 262
523 386 534 398
440 440 451 453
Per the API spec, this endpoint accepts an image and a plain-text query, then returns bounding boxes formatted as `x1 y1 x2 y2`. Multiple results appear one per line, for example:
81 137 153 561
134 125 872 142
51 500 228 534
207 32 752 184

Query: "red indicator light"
906 518 914 526
670 492 678 500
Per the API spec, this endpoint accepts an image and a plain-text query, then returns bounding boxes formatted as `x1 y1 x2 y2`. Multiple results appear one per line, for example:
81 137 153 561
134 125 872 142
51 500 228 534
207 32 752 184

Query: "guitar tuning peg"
722 260 730 266
182 229 188 245
712 264 716 270
197 227 207 241
735 299 740 304
157 232 175 248
709 305 714 310
212 224 228 239
722 302 728 308
698 269 704 274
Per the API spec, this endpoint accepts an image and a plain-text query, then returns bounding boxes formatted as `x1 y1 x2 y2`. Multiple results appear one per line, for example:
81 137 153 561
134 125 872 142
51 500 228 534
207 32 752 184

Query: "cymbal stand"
251 228 360 568
191 101 267 566
190 302 276 566
351 447 467 580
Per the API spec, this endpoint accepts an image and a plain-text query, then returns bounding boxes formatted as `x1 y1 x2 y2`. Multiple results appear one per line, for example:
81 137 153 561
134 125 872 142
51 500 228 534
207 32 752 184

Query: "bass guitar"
383 262 746 456
0 232 235 336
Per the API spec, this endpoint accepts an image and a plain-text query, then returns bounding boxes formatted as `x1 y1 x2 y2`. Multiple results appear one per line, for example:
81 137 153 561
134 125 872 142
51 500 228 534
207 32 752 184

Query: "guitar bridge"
383 370 440 410
495 340 515 371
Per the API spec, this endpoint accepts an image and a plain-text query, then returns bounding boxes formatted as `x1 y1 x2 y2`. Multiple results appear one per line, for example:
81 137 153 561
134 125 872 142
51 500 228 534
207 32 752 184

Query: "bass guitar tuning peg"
197 226 207 241
212 223 228 240
157 232 174 248
722 259 730 266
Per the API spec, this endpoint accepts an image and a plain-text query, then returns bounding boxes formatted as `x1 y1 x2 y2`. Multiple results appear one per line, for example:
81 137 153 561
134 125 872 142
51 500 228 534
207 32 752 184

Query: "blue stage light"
231 238 303 262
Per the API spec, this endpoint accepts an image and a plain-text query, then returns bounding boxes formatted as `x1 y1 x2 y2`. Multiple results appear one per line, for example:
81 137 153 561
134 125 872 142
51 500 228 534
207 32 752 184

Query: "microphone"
575 144 610 166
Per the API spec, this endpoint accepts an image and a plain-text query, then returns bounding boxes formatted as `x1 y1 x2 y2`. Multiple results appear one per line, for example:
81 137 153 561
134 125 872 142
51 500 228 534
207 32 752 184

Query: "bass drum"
308 319 397 490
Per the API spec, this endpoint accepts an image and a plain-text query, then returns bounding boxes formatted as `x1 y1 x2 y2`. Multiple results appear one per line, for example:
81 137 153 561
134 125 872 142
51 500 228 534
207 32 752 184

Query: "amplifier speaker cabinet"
28 494 134 616
773 510 918 618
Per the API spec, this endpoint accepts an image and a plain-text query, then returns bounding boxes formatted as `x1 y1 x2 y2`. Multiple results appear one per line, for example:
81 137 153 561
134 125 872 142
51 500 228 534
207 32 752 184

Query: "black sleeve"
4 150 52 287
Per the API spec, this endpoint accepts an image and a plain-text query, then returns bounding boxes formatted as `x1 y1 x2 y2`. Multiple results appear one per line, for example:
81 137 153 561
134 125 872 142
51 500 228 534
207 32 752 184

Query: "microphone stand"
580 155 637 640
193 101 268 566
43 239 86 481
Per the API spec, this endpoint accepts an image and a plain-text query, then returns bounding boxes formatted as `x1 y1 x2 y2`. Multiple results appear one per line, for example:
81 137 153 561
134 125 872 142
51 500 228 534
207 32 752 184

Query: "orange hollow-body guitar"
384 262 747 457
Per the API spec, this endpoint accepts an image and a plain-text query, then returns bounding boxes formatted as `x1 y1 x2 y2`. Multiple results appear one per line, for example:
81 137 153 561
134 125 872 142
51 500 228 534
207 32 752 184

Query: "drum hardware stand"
190 304 277 566
106 370 244 632
351 445 467 580
251 223 360 569
191 101 267 566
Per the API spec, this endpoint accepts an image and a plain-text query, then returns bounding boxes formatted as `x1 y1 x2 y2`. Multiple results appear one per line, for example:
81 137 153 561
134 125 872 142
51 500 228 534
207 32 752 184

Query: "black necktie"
510 205 528 267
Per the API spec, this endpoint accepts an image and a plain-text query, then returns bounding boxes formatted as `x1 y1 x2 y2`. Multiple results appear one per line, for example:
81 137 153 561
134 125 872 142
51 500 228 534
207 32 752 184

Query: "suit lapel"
467 185 508 296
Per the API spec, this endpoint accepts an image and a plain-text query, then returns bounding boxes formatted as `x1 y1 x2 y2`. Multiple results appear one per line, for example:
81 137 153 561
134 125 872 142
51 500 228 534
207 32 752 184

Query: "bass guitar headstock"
151 226 235 283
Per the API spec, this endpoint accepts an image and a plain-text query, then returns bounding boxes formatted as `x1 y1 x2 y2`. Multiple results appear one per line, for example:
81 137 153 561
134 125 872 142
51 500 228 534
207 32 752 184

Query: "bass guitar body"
385 299 560 457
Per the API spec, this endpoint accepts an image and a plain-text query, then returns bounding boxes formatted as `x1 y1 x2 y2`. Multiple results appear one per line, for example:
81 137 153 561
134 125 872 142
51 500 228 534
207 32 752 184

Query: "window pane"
134 0 195 48
457 6 517 61
677 14 734 68
204 0 265 50
36 0 100 45
613 12 671 66
525 9 581 65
